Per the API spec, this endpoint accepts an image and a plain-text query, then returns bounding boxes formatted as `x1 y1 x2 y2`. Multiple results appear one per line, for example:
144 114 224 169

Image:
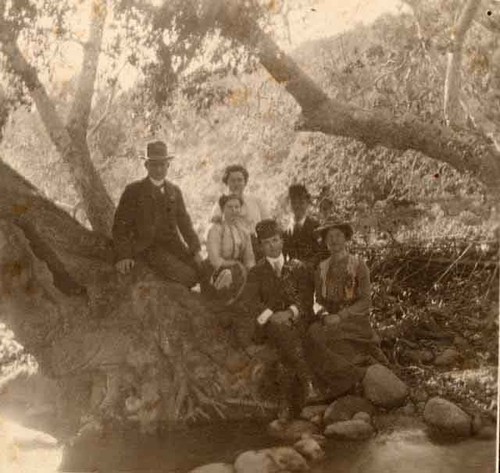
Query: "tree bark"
0 159 273 439
216 3 500 199
443 0 481 128
0 1 115 235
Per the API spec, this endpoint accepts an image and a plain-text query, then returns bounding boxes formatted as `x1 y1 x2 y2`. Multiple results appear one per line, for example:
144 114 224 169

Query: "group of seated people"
112 141 386 422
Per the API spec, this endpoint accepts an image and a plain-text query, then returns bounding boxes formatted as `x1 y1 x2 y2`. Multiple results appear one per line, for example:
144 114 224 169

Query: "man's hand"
193 252 203 267
324 313 341 325
270 310 292 325
115 258 135 274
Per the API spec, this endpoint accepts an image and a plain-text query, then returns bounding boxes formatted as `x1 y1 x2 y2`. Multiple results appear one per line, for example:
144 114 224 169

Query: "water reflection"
61 421 496 473
316 429 496 473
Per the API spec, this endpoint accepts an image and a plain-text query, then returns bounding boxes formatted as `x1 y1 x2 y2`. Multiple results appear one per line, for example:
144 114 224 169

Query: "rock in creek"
300 404 329 421
433 348 460 367
362 364 408 408
0 418 58 449
323 395 375 425
352 411 372 424
268 419 319 441
294 434 326 462
324 419 374 440
189 463 235 473
423 397 472 437
234 447 309 473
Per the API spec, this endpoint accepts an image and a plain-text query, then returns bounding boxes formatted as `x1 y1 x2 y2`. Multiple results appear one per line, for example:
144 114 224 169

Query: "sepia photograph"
0 0 498 472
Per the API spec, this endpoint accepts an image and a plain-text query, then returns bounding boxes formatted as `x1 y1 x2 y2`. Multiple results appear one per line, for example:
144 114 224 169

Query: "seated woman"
210 165 270 258
204 194 255 303
305 218 387 399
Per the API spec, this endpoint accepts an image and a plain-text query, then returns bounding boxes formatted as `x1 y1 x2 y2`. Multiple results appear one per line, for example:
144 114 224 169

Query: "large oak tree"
0 0 498 439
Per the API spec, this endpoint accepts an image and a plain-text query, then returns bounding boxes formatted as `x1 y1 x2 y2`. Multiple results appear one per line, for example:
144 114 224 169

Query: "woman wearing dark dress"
305 218 387 398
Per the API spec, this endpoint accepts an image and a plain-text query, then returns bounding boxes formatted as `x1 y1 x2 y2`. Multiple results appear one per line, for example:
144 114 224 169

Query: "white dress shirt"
149 177 166 192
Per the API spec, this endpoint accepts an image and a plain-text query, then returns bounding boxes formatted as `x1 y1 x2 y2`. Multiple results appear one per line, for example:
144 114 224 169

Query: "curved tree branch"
67 0 108 140
444 0 481 127
0 3 115 235
216 1 500 198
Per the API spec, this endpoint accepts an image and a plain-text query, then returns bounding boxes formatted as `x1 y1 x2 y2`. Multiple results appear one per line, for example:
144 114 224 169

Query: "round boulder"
352 411 371 424
293 436 325 461
324 419 374 440
423 397 472 437
323 395 375 425
362 364 408 408
235 447 308 473
434 348 460 367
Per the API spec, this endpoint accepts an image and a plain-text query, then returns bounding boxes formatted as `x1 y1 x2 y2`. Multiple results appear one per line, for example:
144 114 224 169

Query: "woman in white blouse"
207 194 255 271
210 165 270 236
204 194 255 302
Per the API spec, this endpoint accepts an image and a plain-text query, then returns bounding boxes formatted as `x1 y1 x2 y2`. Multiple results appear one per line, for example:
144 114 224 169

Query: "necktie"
273 260 282 278
293 222 301 236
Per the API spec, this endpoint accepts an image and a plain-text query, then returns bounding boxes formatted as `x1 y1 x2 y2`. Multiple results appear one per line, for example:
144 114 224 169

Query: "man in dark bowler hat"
235 218 317 421
112 140 202 287
283 184 328 267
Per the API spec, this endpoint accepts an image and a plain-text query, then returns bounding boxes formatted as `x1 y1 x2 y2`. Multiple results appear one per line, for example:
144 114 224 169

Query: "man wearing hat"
235 218 317 421
283 184 329 267
112 140 202 287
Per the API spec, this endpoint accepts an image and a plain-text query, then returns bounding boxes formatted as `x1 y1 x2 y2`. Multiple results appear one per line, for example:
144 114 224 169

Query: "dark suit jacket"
112 178 200 261
283 215 329 267
238 257 313 324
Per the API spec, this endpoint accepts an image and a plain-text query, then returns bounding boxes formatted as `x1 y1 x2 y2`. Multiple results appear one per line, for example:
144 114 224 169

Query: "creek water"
59 419 497 473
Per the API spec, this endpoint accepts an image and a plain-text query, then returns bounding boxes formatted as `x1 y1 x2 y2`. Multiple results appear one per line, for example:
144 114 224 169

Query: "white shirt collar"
149 177 165 187
266 253 284 269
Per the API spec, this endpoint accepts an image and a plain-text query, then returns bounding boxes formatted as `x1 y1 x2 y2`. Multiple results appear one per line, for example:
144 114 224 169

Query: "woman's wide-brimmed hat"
142 140 174 162
315 217 354 240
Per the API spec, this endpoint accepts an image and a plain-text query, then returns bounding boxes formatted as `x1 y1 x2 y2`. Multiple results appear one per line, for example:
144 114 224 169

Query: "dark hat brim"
315 221 354 240
142 154 175 161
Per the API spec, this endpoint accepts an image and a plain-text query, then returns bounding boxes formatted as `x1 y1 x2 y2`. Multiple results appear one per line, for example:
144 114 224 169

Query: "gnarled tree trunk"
0 159 271 440
0 0 114 235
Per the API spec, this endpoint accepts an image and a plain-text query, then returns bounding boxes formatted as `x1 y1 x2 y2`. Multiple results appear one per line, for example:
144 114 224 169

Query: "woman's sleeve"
206 225 225 269
338 258 371 320
209 201 222 224
243 233 256 269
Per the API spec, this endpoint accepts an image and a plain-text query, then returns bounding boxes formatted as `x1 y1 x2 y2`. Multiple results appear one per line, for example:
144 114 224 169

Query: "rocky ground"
0 241 497 472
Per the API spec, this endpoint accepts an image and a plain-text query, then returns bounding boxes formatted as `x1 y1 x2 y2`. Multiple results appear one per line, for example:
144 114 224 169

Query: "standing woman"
210 165 270 257
306 218 387 398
